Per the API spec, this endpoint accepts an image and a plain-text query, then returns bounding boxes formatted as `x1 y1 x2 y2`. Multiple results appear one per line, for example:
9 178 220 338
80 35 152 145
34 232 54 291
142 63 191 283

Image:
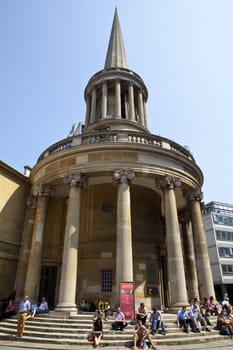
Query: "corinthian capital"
64 172 88 188
156 176 181 190
26 196 37 208
32 183 55 197
184 188 203 202
113 169 135 185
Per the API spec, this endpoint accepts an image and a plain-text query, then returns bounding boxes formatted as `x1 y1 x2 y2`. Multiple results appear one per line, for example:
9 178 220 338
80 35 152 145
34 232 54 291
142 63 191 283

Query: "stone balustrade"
37 131 195 163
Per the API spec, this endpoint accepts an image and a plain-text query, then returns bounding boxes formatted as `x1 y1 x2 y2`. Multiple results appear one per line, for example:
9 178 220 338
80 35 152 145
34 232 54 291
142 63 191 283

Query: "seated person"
92 316 104 348
26 303 38 320
136 302 148 326
189 303 210 332
112 307 127 331
27 297 48 319
200 298 212 326
216 310 232 335
207 296 219 316
37 297 49 314
94 300 111 321
133 319 157 350
221 293 231 311
150 307 166 335
177 306 195 333
225 307 233 328
0 299 16 319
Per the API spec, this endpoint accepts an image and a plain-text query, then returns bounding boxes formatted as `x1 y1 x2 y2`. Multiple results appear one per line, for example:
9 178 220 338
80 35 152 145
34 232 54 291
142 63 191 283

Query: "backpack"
220 324 231 335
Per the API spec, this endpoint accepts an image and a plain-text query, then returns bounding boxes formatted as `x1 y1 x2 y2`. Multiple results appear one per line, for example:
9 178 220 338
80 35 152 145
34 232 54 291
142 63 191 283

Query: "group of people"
177 297 213 333
215 293 233 336
91 303 159 349
177 294 233 335
16 295 49 338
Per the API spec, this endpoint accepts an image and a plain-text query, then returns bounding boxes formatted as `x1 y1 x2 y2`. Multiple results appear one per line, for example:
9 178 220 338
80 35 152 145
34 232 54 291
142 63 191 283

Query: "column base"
55 303 78 314
167 302 190 313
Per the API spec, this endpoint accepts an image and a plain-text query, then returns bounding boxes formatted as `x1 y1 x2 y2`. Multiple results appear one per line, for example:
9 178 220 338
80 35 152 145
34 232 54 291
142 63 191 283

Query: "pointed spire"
104 8 128 69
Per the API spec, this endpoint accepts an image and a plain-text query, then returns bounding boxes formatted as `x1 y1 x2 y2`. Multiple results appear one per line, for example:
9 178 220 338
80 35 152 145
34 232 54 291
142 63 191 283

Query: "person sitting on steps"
136 302 148 326
177 306 195 333
133 319 158 350
150 307 166 335
111 307 127 331
92 316 104 348
189 301 211 332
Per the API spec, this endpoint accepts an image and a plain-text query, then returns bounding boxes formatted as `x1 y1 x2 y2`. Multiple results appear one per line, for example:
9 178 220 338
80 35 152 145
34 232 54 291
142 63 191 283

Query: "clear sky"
0 0 232 205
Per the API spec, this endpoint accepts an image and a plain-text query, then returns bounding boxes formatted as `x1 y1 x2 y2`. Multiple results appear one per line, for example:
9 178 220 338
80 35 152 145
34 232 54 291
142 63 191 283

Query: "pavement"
0 338 232 350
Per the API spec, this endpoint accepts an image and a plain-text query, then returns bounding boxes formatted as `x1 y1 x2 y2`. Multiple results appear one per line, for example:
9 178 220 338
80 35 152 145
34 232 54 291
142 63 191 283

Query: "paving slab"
0 338 232 350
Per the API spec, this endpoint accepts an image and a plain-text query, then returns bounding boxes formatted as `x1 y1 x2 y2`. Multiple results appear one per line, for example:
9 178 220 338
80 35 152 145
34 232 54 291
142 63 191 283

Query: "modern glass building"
203 201 233 301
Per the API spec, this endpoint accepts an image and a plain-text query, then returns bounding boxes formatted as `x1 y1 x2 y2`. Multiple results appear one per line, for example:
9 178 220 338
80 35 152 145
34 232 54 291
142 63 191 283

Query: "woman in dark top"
92 316 104 348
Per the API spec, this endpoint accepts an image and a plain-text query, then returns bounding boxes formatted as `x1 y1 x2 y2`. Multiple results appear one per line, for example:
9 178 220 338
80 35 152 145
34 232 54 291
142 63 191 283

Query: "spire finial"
104 8 128 69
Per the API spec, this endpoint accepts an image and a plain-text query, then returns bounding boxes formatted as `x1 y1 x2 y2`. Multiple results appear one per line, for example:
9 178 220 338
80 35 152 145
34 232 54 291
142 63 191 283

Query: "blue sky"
0 0 232 204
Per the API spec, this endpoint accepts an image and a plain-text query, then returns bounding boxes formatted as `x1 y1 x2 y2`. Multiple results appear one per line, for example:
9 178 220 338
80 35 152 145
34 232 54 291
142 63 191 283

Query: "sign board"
120 282 135 319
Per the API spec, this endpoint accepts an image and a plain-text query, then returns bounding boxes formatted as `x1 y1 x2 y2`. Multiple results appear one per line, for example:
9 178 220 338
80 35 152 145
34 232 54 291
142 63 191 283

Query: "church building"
0 9 215 313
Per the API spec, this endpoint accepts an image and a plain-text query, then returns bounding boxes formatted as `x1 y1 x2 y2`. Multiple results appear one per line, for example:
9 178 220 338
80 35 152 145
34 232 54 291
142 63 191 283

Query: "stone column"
128 83 135 121
14 196 37 299
186 188 216 299
56 172 88 312
143 100 147 128
115 79 121 118
138 90 144 125
24 184 52 300
101 82 107 119
90 87 96 124
156 176 188 308
179 212 199 301
85 94 91 126
113 169 135 291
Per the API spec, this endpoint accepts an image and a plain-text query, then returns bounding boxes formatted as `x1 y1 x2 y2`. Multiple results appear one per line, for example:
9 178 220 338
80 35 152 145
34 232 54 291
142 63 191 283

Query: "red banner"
120 282 135 319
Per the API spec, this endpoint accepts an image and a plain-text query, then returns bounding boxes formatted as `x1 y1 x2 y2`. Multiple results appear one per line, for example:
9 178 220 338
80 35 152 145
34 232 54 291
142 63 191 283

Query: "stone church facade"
0 9 215 312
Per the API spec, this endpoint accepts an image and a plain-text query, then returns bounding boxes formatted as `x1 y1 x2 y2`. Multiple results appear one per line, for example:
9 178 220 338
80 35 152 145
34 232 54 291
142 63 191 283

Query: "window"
218 247 233 257
213 215 233 226
216 230 233 241
101 269 112 292
222 264 233 275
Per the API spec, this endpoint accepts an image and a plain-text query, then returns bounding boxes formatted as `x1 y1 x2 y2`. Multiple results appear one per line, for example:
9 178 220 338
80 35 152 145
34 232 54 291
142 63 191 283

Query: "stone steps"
0 312 228 346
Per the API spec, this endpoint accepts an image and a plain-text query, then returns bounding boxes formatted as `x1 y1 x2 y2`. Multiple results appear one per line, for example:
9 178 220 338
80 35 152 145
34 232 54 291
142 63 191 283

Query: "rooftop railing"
37 131 195 163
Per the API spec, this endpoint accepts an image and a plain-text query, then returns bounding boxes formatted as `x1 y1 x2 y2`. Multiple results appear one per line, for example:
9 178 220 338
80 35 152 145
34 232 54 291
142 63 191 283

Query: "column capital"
179 211 190 224
113 169 135 185
184 187 203 202
156 176 181 190
129 80 134 87
32 183 55 197
64 172 88 188
26 196 37 208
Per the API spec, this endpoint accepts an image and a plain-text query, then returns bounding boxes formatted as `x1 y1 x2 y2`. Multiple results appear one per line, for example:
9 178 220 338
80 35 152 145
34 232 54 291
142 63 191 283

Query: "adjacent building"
203 201 233 301
0 9 215 313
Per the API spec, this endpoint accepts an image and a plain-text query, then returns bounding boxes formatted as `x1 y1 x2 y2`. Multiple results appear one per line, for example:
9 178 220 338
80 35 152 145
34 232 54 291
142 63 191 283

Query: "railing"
37 131 195 163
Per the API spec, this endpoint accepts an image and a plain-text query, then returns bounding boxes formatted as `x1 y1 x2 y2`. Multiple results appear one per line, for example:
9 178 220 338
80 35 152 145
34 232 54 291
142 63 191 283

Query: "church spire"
84 8 148 133
104 8 128 69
